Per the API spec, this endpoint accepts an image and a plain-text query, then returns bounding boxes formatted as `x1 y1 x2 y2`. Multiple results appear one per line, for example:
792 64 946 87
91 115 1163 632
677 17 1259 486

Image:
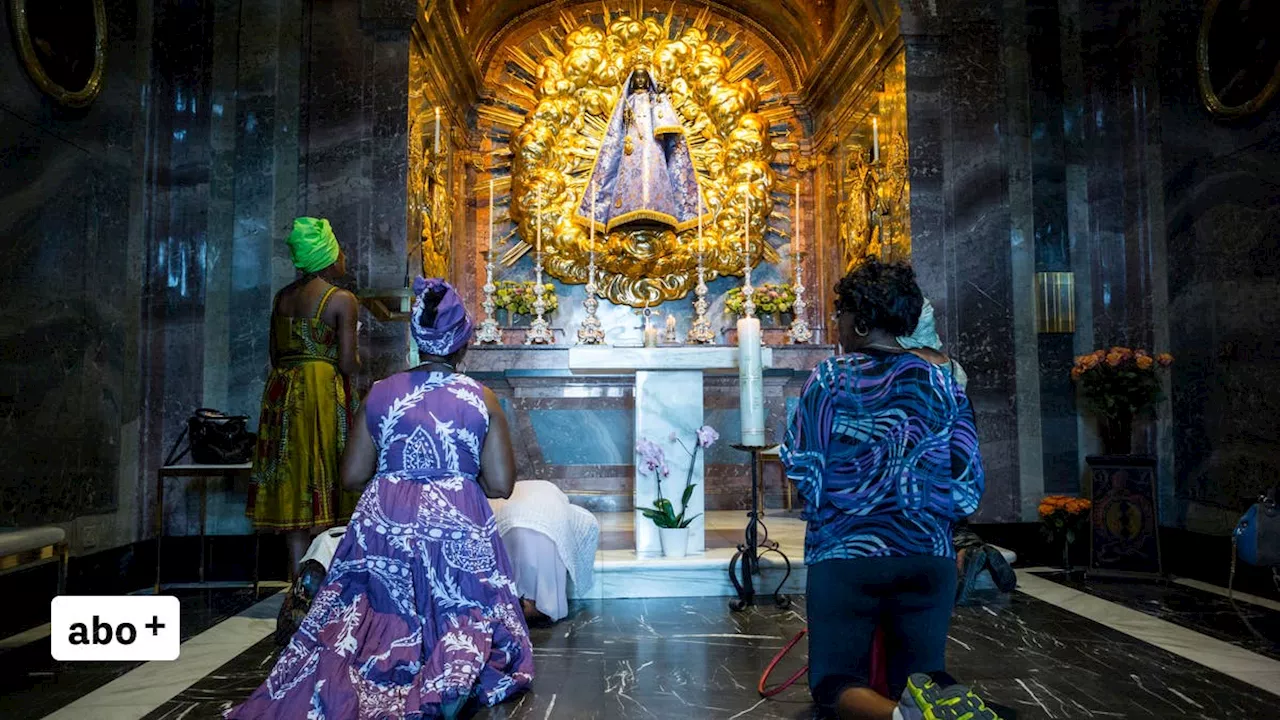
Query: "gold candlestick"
788 177 812 344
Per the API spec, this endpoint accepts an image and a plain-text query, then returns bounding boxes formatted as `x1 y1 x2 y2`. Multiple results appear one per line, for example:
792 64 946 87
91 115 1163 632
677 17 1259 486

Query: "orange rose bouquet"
1071 347 1172 453
1039 495 1092 571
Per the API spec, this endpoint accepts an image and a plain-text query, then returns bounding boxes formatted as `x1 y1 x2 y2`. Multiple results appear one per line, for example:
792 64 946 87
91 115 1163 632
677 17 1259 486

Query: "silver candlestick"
577 253 605 345
687 255 715 344
788 250 813 344
525 191 554 345
525 257 554 345
476 250 502 344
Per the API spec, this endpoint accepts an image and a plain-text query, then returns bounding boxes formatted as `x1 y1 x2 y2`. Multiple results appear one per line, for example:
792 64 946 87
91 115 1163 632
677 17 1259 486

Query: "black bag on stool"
165 408 257 465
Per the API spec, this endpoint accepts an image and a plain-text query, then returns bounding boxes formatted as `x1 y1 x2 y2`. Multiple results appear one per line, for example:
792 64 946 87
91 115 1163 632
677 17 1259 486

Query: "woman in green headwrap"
247 217 363 580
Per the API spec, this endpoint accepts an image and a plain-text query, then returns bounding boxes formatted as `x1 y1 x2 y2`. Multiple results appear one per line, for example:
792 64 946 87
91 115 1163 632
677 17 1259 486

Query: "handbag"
1233 487 1279 568
164 408 257 466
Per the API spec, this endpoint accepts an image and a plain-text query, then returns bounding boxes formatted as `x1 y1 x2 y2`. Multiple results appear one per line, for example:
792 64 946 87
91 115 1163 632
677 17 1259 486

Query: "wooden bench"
0 526 69 594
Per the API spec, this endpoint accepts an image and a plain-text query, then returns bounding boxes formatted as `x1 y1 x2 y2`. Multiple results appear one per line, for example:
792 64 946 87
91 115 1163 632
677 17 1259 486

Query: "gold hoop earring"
854 323 869 337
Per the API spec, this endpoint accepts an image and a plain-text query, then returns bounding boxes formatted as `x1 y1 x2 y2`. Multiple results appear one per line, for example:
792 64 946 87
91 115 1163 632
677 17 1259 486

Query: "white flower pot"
658 527 689 558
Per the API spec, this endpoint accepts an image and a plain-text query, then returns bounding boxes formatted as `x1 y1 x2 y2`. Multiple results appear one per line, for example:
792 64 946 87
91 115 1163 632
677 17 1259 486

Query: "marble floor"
6 570 1279 720
1031 571 1280 661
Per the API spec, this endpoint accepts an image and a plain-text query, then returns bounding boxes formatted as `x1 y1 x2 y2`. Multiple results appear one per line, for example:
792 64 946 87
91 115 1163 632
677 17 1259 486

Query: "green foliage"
493 280 559 316
724 283 796 316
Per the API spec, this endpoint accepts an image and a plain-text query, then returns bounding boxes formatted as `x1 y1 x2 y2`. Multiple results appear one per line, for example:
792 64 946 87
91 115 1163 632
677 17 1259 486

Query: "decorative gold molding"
1196 0 1280 118
9 0 107 109
472 1 807 92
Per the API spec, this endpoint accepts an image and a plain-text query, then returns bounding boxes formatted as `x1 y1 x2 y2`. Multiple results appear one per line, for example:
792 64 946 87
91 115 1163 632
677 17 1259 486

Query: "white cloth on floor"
502 527 569 620
489 480 599 598
300 527 346 570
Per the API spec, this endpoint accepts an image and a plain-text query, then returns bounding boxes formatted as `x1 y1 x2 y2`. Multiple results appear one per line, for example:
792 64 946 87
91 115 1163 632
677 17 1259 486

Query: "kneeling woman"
782 260 998 720
228 278 533 719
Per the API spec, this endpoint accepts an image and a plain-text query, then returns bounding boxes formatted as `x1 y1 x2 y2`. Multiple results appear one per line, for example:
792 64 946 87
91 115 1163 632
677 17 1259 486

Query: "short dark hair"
834 260 924 337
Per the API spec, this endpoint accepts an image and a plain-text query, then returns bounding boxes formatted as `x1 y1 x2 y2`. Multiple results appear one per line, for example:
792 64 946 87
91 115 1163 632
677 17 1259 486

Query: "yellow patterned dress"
247 286 360 531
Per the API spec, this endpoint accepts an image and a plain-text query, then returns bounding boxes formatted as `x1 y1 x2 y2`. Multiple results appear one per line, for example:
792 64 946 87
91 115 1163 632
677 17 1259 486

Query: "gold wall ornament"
10 0 107 109
1197 0 1280 118
409 40 458 281
490 8 797 307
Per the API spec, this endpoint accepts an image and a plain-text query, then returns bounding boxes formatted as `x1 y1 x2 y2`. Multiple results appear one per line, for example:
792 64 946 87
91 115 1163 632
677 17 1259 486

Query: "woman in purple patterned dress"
228 278 533 719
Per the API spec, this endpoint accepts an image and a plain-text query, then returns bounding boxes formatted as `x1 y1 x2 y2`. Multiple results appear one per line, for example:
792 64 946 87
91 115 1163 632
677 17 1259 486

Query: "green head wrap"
287 217 340 273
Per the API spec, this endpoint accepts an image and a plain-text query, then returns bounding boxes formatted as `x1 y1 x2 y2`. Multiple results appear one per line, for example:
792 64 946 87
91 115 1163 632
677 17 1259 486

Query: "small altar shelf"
357 287 413 322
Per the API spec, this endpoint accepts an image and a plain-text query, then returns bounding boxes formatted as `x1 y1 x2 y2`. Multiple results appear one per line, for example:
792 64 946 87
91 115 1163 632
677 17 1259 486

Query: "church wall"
1146 0 1280 533
0 0 151 549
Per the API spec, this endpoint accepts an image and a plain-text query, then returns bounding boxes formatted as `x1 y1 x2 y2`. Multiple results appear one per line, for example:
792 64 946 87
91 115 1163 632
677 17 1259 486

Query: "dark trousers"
807 555 957 706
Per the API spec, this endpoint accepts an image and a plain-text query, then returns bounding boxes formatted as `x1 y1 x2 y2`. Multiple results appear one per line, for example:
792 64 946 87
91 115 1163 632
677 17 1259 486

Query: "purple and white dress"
228 370 534 719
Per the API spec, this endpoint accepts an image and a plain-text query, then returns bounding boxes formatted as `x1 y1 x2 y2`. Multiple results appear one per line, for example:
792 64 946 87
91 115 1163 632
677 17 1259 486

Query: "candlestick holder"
577 256 605 345
741 250 757 319
728 443 792 611
687 255 715 345
525 252 554 345
788 251 813 344
475 250 503 345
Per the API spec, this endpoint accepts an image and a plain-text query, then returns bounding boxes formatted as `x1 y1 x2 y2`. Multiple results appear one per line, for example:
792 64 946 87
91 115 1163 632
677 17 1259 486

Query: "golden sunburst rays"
476 5 800 305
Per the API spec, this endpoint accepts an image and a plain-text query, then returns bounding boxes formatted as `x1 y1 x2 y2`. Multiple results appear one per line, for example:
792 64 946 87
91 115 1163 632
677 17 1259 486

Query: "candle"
794 178 801 254
665 313 676 340
536 187 543 255
737 316 765 446
871 117 879 163
434 107 441 156
590 180 597 272
488 177 495 253
742 186 749 260
697 192 703 255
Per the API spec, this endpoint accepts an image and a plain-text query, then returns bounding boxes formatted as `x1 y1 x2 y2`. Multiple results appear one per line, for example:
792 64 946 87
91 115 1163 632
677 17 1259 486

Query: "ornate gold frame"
1197 0 1280 118
9 0 107 109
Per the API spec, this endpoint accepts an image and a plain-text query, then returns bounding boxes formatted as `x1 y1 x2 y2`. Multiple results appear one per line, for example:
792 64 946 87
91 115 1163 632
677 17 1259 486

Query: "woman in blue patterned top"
783 260 1000 720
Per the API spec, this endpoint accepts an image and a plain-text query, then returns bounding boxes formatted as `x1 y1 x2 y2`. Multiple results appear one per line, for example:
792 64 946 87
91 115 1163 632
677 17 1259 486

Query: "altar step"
571 510 807 600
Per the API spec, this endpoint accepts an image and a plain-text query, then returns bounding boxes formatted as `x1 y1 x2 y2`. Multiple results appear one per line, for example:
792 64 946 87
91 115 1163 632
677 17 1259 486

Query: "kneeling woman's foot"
521 598 551 624
899 673 1003 720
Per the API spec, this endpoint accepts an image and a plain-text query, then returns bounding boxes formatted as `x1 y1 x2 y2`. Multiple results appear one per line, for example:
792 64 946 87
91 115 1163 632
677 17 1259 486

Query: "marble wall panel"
0 0 145 532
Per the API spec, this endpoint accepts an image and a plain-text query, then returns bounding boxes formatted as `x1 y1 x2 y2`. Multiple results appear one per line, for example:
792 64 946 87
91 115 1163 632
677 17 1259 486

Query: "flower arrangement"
1039 495 1092 571
636 425 719 529
493 280 559 316
724 283 796 316
1071 347 1173 453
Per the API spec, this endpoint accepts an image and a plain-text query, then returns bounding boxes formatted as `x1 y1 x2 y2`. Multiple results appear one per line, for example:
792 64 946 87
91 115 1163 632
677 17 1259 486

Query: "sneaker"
903 673 1002 720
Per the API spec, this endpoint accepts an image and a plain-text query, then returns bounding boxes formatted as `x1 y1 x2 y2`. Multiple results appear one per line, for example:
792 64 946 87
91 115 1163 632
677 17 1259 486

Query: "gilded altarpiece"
477 7 807 307
833 52 911 272
409 33 465 283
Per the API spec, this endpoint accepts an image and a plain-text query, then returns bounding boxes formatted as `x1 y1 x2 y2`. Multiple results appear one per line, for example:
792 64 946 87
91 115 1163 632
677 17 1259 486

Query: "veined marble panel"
633 370 705 554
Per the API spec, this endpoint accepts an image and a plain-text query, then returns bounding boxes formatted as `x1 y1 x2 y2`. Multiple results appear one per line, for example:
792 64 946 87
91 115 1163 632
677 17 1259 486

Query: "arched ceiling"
454 0 846 86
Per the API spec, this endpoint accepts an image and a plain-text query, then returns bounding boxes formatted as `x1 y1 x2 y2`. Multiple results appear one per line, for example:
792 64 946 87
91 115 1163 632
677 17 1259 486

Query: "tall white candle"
871 117 879 163
737 316 765 446
794 179 801 254
742 187 749 260
697 192 704 255
434 107 441 156
536 188 543 254
590 180 597 268
488 177 495 253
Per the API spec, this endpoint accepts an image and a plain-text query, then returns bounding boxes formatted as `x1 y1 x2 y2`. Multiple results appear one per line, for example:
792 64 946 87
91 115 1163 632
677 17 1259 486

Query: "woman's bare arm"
477 386 516 499
331 289 362 377
340 404 377 492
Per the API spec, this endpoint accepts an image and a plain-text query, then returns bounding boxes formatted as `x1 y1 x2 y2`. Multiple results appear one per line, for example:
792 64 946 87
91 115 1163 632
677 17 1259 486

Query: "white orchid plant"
636 425 719 529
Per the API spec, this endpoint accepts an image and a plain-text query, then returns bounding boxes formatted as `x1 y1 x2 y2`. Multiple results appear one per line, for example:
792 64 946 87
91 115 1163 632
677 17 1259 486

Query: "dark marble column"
901 2 1024 522
300 0 416 385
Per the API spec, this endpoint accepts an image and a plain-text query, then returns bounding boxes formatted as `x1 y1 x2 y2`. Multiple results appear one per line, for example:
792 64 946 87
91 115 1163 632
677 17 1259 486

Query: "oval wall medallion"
9 0 107 108
1197 0 1280 118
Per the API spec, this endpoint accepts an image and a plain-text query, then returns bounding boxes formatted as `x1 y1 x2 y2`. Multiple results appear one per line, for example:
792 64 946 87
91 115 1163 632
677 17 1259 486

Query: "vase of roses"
636 425 719 558
1071 347 1173 455
1039 495 1092 574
